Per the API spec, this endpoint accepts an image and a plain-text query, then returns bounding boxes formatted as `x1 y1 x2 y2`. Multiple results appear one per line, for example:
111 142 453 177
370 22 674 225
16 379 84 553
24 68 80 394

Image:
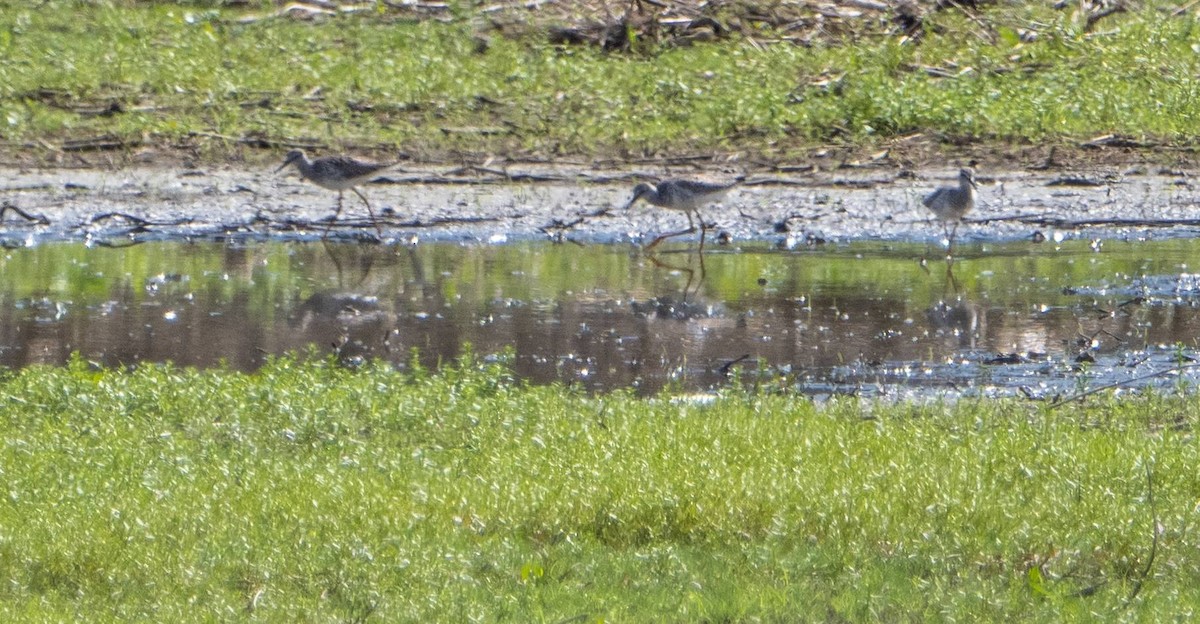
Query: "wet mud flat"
2 164 1200 246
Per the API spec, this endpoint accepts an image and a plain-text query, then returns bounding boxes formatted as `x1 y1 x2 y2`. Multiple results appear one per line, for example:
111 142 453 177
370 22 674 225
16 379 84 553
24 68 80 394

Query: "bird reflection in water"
926 296 983 350
649 246 708 303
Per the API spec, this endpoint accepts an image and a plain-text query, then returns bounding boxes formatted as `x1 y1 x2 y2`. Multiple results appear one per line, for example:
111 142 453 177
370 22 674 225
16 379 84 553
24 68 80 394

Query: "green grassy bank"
2 1 1200 164
0 355 1197 621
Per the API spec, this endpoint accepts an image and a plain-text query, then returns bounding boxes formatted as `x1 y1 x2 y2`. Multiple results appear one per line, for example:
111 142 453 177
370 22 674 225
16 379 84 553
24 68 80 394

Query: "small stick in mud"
0 202 51 225
89 212 150 226
1050 362 1200 408
718 354 753 376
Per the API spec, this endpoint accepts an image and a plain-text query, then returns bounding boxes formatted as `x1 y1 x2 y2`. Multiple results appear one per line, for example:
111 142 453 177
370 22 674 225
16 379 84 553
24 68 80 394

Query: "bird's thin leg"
696 210 706 254
646 212 695 251
680 249 708 300
944 262 961 295
352 187 383 238
948 221 959 256
647 229 693 251
324 191 346 239
647 231 683 250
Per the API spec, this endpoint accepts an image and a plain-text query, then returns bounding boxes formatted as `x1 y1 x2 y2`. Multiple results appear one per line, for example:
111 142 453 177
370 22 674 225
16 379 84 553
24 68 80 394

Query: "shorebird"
922 167 978 251
276 149 397 237
624 178 738 251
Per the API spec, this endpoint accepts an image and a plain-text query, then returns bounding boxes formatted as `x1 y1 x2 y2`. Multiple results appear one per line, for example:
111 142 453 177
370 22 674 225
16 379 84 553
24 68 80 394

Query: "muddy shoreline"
3 160 1199 246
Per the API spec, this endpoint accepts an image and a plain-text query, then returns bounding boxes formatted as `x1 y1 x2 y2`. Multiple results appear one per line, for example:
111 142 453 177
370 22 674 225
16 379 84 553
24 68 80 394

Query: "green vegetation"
4 4 1200 619
0 355 1197 621
1 1 1199 163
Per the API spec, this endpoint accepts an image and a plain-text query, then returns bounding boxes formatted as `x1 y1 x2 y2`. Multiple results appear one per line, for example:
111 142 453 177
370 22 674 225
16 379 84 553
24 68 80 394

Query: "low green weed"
0 355 1197 620
2 3 1199 161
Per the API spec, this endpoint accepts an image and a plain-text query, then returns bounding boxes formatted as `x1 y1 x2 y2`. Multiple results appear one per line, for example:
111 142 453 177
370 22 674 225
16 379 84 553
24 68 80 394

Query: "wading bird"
276 150 398 237
625 178 738 251
922 167 978 252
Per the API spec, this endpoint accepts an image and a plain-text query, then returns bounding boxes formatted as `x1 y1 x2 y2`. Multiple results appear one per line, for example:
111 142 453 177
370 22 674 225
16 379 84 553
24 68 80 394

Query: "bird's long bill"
623 198 637 210
274 161 291 173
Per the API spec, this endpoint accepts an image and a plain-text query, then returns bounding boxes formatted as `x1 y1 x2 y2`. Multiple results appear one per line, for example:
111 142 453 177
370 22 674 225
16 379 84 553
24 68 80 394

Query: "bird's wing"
322 155 393 178
922 188 946 208
670 179 738 195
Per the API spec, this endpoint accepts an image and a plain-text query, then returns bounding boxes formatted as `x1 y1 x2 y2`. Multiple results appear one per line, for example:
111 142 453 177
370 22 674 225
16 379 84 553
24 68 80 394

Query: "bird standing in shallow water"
276 149 397 237
922 167 978 252
624 178 738 251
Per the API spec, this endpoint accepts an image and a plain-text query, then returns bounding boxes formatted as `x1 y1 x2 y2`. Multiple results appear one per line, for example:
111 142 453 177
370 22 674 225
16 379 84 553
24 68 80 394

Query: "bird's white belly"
314 179 360 191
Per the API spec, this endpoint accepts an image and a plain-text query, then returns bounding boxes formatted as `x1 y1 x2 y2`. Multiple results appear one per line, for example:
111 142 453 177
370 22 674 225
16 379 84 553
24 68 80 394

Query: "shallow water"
2 237 1200 398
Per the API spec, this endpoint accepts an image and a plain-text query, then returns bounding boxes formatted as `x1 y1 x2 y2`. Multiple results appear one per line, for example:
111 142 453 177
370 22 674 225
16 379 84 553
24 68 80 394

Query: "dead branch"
1050 362 1200 408
970 215 1200 229
1087 1 1127 30
0 202 51 225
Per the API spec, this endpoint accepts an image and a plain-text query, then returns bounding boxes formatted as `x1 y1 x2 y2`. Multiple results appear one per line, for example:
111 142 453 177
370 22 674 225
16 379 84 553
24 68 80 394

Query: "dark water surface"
3 238 1200 398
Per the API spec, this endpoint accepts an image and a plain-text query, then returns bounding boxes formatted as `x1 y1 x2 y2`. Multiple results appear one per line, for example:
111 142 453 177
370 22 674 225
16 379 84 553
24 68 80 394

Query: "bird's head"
275 149 306 173
959 168 978 190
625 182 655 210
